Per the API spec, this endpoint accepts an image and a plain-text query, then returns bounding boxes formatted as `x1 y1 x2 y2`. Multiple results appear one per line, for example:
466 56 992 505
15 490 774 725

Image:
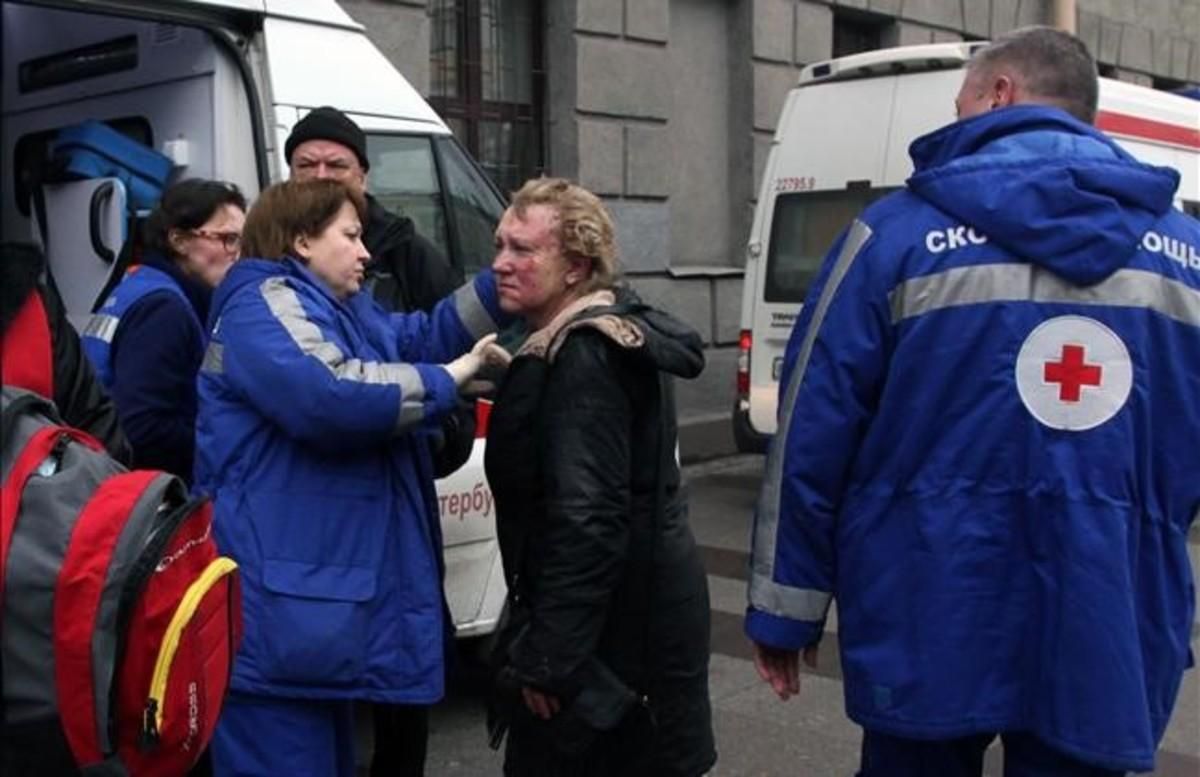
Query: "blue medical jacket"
746 105 1199 771
196 257 506 704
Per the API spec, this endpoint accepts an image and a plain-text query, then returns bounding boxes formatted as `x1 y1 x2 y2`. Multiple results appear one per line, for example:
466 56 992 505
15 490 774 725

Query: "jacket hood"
907 105 1179 285
610 288 705 379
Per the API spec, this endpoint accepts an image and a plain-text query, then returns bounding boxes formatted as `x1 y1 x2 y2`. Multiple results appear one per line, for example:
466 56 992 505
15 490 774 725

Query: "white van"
734 42 1200 450
1 0 507 637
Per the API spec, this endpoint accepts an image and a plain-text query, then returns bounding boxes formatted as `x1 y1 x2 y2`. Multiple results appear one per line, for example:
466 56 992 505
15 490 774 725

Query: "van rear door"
746 76 899 436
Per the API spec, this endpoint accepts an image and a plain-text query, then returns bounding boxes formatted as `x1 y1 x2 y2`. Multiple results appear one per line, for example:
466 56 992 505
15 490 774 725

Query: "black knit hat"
285 106 370 171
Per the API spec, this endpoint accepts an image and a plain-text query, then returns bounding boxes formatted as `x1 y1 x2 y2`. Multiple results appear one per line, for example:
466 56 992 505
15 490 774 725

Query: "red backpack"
1 290 242 776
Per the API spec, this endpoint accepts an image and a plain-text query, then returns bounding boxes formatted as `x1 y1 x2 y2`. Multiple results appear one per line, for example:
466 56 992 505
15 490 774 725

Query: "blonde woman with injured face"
483 177 716 777
193 178 510 777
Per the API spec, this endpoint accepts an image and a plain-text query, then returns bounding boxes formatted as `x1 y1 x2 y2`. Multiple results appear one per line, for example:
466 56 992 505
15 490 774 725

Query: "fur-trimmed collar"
515 289 645 363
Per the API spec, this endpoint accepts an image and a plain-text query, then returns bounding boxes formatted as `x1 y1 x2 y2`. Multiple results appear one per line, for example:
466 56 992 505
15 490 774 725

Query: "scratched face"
491 205 581 330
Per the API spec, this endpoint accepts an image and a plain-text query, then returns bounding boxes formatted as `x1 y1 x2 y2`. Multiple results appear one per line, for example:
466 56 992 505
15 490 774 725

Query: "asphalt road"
381 455 1200 776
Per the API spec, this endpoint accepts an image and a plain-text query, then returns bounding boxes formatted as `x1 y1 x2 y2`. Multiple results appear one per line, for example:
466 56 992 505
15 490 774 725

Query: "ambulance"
734 41 1200 451
1 0 508 636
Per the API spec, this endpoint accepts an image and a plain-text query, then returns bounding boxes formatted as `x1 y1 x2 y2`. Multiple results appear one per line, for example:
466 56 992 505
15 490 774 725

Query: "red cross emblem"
1043 344 1102 402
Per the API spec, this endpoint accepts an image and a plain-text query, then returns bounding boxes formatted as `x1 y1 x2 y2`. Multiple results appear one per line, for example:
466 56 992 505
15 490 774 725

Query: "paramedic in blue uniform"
284 106 474 777
195 179 510 777
82 178 245 483
745 26 1199 777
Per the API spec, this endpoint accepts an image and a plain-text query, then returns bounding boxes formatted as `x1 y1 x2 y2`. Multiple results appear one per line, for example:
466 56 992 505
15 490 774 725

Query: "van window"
435 136 505 275
1184 200 1199 219
365 133 504 276
765 187 896 303
366 134 450 260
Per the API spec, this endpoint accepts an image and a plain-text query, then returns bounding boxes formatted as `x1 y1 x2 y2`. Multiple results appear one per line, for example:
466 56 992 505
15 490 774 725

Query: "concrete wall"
669 0 734 269
338 0 1200 459
338 0 432 95
571 0 672 273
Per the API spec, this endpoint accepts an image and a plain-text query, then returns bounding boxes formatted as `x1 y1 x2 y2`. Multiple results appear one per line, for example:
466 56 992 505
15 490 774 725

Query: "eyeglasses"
191 229 242 251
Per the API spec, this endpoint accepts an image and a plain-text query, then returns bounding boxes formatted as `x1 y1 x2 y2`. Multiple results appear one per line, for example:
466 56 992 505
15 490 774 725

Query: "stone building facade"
338 0 1200 457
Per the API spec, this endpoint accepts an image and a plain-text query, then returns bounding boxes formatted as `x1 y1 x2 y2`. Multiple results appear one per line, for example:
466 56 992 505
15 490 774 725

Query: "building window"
832 9 892 58
430 0 545 195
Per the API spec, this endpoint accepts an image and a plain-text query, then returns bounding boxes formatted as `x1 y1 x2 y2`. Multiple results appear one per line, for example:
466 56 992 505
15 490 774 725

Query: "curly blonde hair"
509 177 619 292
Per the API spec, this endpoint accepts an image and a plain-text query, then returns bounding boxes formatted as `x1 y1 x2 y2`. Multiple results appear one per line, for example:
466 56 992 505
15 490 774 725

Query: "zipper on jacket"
140 557 238 747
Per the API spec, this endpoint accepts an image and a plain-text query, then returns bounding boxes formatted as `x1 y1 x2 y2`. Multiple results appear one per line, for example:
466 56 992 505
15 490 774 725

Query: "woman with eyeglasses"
82 177 246 483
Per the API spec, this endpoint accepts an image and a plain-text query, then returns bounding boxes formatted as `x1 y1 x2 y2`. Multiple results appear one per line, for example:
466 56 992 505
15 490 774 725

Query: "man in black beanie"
286 106 462 319
286 106 474 777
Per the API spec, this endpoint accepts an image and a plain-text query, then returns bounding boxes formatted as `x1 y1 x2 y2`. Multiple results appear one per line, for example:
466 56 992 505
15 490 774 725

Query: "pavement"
411 454 1200 776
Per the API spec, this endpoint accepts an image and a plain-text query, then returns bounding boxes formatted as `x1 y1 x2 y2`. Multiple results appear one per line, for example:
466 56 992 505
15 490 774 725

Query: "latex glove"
444 333 511 387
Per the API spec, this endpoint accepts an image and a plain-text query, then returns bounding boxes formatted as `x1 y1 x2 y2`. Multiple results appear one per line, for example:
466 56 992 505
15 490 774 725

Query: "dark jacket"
363 195 474 478
0 242 129 462
484 290 716 777
104 252 211 482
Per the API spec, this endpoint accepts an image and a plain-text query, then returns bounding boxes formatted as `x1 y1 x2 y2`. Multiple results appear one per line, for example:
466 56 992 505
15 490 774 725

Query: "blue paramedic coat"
745 105 1199 772
82 260 202 391
82 255 209 480
195 257 506 704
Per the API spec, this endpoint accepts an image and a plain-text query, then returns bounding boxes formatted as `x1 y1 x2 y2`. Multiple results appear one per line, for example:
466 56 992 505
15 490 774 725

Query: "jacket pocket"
258 559 376 687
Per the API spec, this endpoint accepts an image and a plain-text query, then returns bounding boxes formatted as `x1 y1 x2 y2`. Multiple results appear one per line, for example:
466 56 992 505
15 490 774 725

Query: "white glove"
444 333 512 388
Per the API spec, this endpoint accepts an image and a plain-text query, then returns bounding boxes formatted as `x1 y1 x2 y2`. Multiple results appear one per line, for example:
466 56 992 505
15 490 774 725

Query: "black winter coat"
0 241 129 463
362 195 475 478
484 291 716 777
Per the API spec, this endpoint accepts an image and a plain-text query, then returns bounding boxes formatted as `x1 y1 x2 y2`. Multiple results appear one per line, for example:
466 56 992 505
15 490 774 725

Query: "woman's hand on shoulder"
445 332 512 388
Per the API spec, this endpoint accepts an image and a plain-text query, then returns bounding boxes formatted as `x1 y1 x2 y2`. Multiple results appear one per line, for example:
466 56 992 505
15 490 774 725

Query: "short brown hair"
509 177 619 292
241 179 366 260
969 26 1099 124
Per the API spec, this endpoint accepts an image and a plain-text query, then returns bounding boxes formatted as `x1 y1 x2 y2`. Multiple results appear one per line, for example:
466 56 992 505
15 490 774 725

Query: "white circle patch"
1015 315 1132 431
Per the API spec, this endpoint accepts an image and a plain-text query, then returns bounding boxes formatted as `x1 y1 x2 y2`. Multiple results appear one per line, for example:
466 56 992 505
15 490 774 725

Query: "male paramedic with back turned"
745 26 1199 777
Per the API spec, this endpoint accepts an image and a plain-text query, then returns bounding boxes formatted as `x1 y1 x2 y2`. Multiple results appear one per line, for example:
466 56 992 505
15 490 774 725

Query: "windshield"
365 132 505 276
765 187 897 303
365 133 451 259
436 136 506 275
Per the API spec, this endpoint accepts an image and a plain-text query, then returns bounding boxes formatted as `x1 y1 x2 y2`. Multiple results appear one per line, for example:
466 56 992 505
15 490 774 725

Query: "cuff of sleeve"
745 607 824 651
414 363 459 417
